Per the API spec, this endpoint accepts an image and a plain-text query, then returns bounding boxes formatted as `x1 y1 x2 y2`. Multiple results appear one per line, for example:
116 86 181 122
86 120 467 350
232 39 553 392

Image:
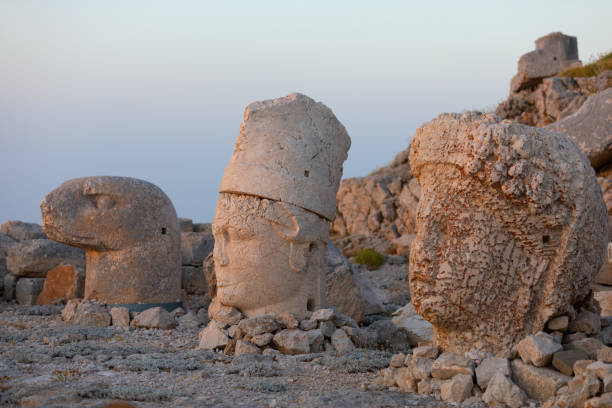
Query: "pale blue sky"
1 1 611 223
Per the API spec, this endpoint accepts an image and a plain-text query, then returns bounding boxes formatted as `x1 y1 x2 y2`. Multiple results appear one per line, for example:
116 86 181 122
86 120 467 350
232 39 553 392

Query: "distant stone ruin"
511 32 581 93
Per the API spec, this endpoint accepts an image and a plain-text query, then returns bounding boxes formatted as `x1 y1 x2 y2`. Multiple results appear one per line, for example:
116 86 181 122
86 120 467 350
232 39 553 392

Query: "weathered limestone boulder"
6 239 84 278
238 315 278 337
212 93 350 319
110 306 130 328
430 352 474 380
511 32 581 93
476 357 511 390
0 220 46 241
553 349 590 376
41 176 181 309
547 88 612 169
595 290 612 318
37 264 85 305
440 373 472 403
498 74 610 128
332 147 420 257
208 297 243 325
16 277 45 305
198 321 230 349
409 112 608 356
512 360 570 402
391 302 434 346
62 299 111 327
0 234 16 285
330 328 354 352
273 329 310 355
180 232 214 266
132 307 175 329
325 241 383 322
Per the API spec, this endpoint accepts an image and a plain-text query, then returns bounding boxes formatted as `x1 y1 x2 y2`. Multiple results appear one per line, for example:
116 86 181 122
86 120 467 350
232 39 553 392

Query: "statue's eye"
94 195 115 210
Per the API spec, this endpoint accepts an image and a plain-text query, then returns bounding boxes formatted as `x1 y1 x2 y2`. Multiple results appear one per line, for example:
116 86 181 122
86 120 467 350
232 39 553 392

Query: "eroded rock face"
546 88 612 170
41 176 181 308
332 149 420 256
409 112 607 356
212 93 350 319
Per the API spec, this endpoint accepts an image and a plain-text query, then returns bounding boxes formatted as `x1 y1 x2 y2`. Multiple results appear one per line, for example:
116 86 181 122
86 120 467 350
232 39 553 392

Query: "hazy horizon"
2 1 612 224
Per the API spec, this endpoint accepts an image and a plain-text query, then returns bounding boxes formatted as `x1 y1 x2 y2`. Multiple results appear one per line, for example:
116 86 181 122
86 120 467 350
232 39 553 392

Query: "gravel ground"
0 301 453 408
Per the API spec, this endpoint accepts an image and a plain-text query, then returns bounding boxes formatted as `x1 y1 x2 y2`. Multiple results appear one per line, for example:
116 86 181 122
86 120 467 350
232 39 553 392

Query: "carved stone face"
212 193 325 318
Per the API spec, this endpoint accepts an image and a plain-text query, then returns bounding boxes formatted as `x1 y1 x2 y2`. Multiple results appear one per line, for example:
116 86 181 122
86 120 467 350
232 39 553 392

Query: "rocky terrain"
0 302 452 408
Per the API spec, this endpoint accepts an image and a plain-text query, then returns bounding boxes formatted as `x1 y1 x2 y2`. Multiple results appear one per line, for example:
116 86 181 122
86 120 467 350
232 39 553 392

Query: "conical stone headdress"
219 93 351 221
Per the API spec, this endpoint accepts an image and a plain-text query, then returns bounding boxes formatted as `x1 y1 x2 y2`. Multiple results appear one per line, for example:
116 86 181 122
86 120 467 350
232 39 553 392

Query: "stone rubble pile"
199 304 412 357
1 220 85 305
60 298 208 330
373 298 612 407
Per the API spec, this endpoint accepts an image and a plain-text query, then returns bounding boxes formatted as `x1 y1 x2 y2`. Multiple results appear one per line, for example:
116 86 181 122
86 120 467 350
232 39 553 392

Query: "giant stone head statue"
409 112 608 356
212 93 350 319
41 176 181 310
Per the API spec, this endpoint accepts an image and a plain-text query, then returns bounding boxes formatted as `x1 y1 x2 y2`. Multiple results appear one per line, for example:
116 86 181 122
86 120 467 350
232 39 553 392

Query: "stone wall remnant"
409 112 607 356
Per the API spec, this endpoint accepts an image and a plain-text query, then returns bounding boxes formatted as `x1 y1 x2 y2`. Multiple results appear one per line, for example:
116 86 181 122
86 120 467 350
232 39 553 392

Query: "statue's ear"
289 242 310 274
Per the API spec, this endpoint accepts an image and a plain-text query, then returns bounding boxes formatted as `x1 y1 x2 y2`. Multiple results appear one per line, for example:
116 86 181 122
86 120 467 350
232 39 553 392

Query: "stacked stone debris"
373 301 612 407
199 305 412 356
0 220 85 305
61 298 208 330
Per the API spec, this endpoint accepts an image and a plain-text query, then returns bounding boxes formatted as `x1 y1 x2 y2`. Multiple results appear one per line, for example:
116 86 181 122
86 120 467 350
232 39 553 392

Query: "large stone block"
6 239 84 278
16 277 45 305
409 112 607 356
37 264 85 305
511 32 581 93
511 360 570 402
547 88 612 169
180 232 214 266
41 176 181 308
181 266 207 295
0 221 46 241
